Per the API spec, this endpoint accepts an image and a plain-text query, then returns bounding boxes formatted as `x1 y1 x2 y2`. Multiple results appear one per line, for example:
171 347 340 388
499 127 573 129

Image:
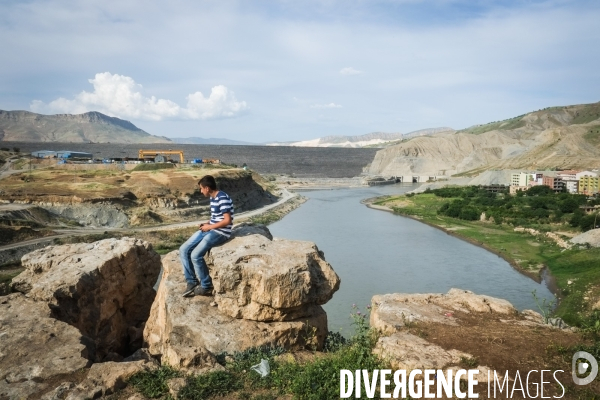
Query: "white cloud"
340 67 362 75
30 72 247 121
310 103 343 109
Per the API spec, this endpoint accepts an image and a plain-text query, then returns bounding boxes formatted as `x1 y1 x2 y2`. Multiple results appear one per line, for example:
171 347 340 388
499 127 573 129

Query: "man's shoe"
194 286 214 297
182 283 199 297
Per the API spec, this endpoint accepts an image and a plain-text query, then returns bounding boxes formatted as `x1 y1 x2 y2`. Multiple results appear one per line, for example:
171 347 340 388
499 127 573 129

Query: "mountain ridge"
0 110 172 143
368 101 600 177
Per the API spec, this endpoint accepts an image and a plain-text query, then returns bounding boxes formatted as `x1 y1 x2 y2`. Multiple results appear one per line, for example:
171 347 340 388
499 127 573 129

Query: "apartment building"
542 176 565 192
511 172 529 187
579 175 600 195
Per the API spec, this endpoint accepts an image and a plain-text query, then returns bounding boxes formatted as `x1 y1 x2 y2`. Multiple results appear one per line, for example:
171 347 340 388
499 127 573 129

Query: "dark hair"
198 175 217 190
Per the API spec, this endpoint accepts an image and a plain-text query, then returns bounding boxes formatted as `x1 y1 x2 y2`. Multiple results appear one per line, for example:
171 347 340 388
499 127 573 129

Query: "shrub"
459 207 480 221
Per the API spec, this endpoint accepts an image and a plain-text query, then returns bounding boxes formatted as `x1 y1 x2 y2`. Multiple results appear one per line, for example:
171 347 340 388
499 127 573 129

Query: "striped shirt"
210 191 234 238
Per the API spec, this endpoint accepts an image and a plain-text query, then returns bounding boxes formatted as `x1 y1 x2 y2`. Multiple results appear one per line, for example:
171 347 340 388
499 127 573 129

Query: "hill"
0 110 172 143
368 101 600 177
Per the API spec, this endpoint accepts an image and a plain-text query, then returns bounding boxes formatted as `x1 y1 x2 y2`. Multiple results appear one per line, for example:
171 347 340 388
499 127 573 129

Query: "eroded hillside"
368 102 600 176
0 166 276 228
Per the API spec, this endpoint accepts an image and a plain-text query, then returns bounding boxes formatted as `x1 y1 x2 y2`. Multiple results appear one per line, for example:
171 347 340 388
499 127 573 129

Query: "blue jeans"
179 230 228 289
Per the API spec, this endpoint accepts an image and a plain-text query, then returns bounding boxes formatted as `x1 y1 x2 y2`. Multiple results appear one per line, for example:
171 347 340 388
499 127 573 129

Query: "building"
579 175 600 195
557 170 581 194
55 151 93 160
479 184 507 193
32 150 57 158
511 172 529 187
542 176 565 192
576 171 598 179
557 170 580 181
509 185 528 195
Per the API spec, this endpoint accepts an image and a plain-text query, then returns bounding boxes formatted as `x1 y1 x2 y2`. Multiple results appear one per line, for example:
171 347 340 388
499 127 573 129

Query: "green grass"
248 211 281 225
459 116 526 135
132 163 176 171
179 371 242 399
129 365 180 398
571 103 600 125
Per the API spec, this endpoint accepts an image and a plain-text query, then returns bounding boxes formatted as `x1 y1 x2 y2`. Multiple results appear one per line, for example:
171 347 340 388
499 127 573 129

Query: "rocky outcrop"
0 294 94 400
1 238 162 399
12 237 162 360
371 289 519 371
64 359 157 400
144 228 339 371
207 234 340 321
371 288 515 335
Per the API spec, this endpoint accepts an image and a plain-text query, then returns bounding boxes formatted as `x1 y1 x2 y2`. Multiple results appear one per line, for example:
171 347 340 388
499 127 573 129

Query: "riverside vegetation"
374 186 600 327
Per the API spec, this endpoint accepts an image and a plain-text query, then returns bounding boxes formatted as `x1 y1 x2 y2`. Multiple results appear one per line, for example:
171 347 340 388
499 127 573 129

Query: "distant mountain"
0 110 172 143
368 101 600 177
267 132 404 148
170 137 256 145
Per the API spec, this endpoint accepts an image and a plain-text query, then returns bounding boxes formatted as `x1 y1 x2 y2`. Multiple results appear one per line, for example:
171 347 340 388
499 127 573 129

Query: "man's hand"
199 223 211 232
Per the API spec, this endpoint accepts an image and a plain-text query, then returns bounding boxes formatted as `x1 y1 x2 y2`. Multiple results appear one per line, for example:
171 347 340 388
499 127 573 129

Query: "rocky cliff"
0 110 172 143
368 101 600 176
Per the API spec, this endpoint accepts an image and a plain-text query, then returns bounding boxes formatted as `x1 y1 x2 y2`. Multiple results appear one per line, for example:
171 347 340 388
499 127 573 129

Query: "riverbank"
274 176 365 190
366 192 600 326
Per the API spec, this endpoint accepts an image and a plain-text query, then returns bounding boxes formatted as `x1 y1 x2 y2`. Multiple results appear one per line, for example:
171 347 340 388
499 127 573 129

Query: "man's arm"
200 212 232 232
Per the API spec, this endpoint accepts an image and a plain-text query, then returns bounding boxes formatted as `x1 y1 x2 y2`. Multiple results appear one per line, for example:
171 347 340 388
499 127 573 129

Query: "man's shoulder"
216 191 231 200
213 191 233 203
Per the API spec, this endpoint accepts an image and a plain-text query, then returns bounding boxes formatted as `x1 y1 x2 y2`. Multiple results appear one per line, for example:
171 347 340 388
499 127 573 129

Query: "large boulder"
207 233 340 321
0 294 94 400
371 288 515 334
12 237 162 360
370 289 518 371
144 247 331 371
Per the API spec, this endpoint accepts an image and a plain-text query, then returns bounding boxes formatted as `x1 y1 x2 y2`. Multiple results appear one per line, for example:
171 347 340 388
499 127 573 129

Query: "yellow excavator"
138 149 184 163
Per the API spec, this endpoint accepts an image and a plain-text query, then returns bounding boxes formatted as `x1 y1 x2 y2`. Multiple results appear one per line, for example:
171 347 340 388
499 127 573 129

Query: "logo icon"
572 351 598 385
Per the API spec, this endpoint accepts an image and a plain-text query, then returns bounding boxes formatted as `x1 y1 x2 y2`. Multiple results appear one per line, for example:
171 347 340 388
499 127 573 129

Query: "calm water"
269 184 555 336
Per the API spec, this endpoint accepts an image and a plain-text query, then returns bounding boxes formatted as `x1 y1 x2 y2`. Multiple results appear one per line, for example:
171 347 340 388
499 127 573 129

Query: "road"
0 188 297 252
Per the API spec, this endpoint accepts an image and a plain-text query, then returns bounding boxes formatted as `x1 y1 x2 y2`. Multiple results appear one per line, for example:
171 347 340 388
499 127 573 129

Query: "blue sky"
1 0 599 142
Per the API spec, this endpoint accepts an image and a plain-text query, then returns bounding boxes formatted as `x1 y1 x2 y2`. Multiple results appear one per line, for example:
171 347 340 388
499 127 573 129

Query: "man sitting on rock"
180 175 234 297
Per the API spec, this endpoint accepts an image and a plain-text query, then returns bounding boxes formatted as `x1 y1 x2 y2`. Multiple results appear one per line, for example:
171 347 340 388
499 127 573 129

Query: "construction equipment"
139 149 184 163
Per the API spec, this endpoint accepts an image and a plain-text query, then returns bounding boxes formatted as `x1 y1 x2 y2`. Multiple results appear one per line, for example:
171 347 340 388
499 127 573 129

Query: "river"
268 184 555 336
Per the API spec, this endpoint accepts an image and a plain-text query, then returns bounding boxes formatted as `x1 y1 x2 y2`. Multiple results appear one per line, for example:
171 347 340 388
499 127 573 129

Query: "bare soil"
408 311 600 399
